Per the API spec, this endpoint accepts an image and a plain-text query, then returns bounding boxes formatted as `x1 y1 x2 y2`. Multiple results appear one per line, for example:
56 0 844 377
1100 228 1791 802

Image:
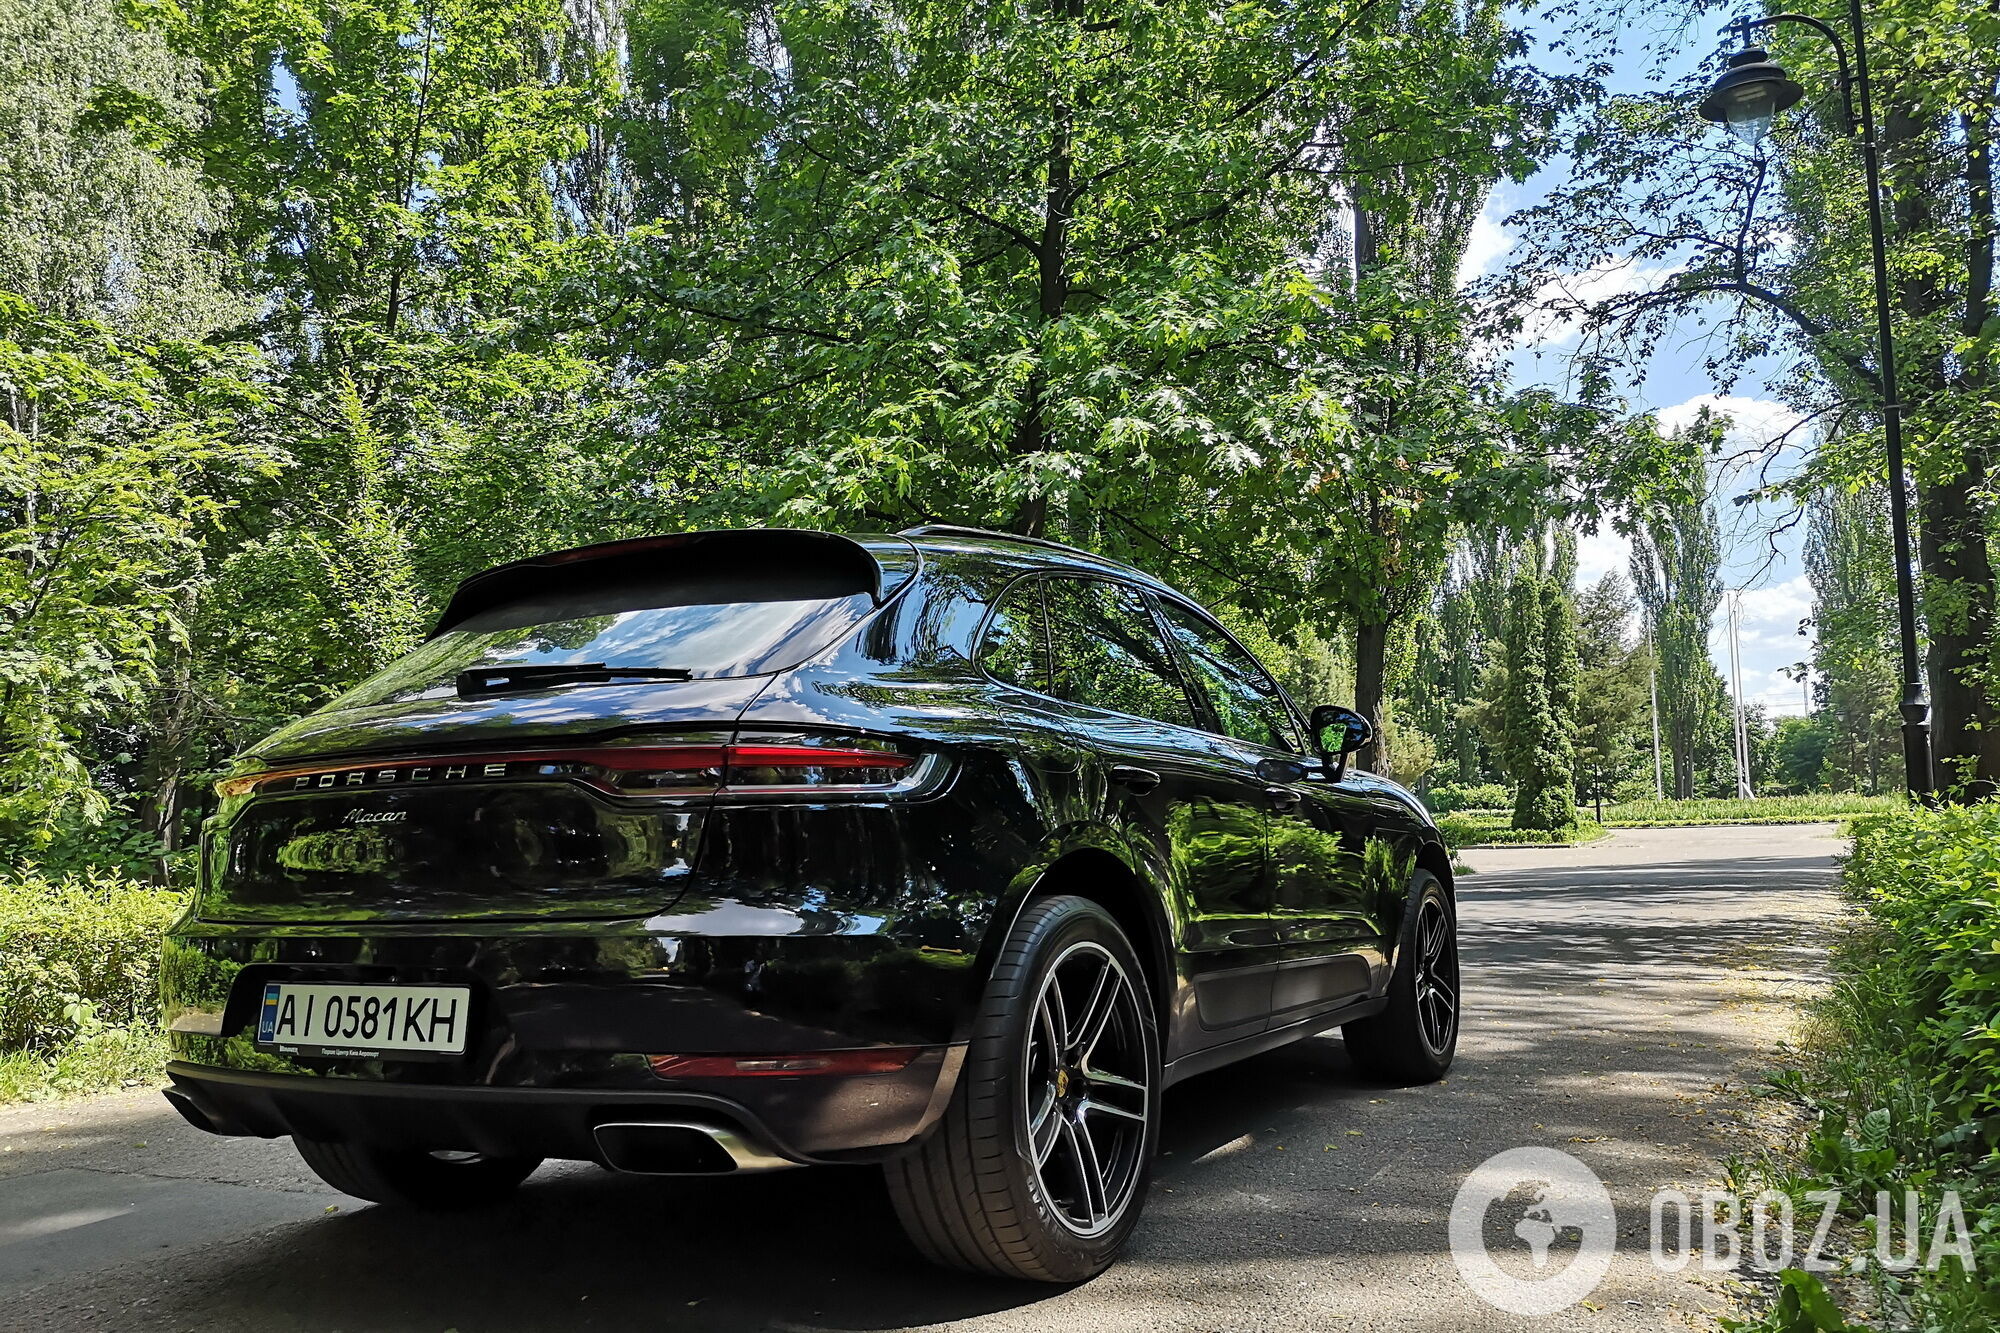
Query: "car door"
1038 576 1278 1054
1149 596 1378 1028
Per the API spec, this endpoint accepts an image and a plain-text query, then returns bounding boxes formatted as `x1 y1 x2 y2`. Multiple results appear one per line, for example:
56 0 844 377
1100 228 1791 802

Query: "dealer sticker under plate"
256 982 470 1058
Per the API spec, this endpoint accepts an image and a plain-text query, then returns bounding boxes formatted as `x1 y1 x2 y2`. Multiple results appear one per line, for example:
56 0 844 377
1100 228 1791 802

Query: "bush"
1425 782 1511 814
0 869 185 1054
1840 805 2000 1148
1737 804 2000 1330
1433 810 1607 849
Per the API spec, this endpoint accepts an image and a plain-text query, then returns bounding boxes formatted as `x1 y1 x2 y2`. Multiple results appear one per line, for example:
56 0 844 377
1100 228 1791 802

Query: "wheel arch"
1019 848 1175 1031
1413 835 1455 900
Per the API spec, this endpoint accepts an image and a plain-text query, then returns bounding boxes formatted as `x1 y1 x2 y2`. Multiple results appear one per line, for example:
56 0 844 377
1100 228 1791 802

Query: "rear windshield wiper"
456 663 694 699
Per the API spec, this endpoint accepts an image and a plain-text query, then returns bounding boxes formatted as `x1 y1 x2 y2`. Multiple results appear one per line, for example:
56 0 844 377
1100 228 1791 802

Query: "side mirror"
1309 704 1373 780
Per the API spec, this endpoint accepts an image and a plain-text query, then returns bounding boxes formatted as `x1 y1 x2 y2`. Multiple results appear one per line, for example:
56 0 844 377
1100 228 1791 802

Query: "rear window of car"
328 559 911 710
978 578 1050 691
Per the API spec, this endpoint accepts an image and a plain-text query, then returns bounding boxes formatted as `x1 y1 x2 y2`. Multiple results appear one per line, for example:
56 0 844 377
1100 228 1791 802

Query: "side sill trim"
1159 994 1388 1089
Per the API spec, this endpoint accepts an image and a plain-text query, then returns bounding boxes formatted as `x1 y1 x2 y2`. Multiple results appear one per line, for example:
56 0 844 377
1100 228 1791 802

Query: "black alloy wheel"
1022 938 1153 1237
1411 891 1460 1057
1342 870 1459 1083
884 894 1160 1282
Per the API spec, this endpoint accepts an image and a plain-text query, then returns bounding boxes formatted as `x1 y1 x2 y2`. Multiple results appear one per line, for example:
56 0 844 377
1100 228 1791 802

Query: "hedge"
0 869 185 1054
1733 804 2000 1332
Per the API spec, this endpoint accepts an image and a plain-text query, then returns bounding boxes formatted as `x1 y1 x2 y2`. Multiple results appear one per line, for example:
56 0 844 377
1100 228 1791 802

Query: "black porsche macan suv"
162 525 1460 1282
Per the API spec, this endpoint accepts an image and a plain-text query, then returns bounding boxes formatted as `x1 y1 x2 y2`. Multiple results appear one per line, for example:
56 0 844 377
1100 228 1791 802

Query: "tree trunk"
1354 616 1391 776
136 644 198 886
1920 466 1999 795
1008 0 1078 537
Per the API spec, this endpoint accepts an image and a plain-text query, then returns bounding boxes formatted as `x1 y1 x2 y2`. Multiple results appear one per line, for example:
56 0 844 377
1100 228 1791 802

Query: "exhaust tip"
593 1120 797 1175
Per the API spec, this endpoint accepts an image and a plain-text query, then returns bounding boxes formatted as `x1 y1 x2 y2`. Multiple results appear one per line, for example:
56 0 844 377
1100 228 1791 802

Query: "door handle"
1107 764 1162 794
1264 785 1302 813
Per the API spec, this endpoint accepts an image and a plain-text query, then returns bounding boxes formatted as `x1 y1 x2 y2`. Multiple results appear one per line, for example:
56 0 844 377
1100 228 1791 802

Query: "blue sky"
1455 7 1822 716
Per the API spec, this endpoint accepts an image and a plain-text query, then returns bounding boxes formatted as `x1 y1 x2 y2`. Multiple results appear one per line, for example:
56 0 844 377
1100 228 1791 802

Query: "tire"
884 895 1160 1283
293 1138 542 1210
1342 870 1459 1084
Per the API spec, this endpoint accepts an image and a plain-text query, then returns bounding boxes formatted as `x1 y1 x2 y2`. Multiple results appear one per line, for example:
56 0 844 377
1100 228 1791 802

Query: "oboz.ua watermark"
1448 1146 1976 1316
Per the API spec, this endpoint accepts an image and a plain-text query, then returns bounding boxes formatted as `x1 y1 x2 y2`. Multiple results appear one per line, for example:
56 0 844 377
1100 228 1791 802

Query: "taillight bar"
216 743 915 798
648 1047 923 1079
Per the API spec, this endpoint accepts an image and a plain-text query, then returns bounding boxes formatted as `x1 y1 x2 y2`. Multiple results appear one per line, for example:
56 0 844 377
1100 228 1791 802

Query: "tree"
1770 714 1832 792
1804 482 1901 792
0 296 275 841
1573 570 1652 801
1499 554 1577 831
575 0 1578 771
1630 415 1727 799
1501 0 2000 794
0 0 242 338
100 0 632 844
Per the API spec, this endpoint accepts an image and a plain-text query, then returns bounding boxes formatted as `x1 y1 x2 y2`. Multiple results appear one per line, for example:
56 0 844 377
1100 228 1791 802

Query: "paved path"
1 823 1846 1331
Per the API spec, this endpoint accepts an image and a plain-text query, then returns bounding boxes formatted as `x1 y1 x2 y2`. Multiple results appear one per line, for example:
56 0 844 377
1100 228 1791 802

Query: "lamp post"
1698 8 1935 801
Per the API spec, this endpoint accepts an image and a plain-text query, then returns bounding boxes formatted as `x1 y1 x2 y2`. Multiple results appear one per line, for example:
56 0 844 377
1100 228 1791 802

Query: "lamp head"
1698 46 1804 144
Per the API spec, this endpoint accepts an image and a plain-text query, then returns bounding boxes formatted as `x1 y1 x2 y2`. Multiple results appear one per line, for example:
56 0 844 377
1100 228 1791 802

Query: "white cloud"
1734 575 1812 629
1749 666 1813 715
1655 393 1807 448
1456 190 1515 290
1574 526 1632 587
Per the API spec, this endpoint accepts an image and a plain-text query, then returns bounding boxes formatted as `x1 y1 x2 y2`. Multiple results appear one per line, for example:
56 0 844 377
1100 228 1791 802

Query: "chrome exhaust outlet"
592 1120 798 1175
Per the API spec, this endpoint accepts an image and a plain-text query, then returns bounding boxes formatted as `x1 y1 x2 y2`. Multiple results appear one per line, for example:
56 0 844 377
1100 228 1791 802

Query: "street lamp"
1697 9 1935 801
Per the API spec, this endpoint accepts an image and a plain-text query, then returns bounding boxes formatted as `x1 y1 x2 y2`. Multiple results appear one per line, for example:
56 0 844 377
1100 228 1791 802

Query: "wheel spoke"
1029 1084 1062 1165
1069 957 1119 1061
1078 1095 1148 1124
1042 973 1071 1051
1080 1067 1145 1093
1060 1114 1109 1225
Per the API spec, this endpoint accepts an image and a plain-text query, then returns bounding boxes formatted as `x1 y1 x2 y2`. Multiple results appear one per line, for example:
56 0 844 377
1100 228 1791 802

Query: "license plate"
256 983 470 1058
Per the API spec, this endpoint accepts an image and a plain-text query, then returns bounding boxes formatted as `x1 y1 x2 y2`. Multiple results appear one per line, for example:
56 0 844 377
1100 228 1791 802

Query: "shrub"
0 869 185 1053
1425 782 1511 814
1601 793 1898 826
1840 805 2000 1148
1735 804 2000 1330
1433 810 1606 849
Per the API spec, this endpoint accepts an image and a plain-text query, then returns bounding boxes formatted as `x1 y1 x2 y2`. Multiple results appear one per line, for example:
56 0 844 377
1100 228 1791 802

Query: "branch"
898 182 1040 254
655 298 850 345
1599 278 1883 398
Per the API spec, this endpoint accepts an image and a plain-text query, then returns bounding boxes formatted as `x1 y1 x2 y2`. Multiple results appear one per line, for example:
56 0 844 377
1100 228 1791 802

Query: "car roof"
890 525 1178 597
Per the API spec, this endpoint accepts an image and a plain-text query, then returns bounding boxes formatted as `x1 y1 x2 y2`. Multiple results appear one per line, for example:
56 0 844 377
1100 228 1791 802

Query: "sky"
1456 8 1823 717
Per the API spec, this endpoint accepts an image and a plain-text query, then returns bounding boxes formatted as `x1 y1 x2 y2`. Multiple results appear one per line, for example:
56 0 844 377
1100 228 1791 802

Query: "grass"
1433 793 1901 850
0 1024 166 1104
1597 793 1901 827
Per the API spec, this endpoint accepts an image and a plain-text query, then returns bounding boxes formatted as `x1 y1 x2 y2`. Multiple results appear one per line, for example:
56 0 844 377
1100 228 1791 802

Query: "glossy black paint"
163 527 1450 1168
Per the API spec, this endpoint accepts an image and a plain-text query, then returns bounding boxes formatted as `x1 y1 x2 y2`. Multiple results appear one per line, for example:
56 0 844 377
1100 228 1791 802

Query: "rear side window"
1044 578 1195 728
979 578 1049 691
1155 598 1302 752
330 566 903 710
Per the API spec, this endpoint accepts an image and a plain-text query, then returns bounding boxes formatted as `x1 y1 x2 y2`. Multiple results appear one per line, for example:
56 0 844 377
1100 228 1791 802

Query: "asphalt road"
1 822 1846 1332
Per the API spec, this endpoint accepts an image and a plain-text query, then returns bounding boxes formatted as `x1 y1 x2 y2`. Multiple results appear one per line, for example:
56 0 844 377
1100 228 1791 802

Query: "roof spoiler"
431 529 892 638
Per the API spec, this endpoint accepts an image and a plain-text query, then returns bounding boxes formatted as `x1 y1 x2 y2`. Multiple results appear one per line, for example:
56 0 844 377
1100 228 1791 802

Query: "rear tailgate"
200 680 766 924
200 530 919 925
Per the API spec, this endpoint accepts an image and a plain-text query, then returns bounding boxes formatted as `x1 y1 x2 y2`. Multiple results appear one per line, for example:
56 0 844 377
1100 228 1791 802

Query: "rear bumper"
165 1048 961 1167
159 917 981 1166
